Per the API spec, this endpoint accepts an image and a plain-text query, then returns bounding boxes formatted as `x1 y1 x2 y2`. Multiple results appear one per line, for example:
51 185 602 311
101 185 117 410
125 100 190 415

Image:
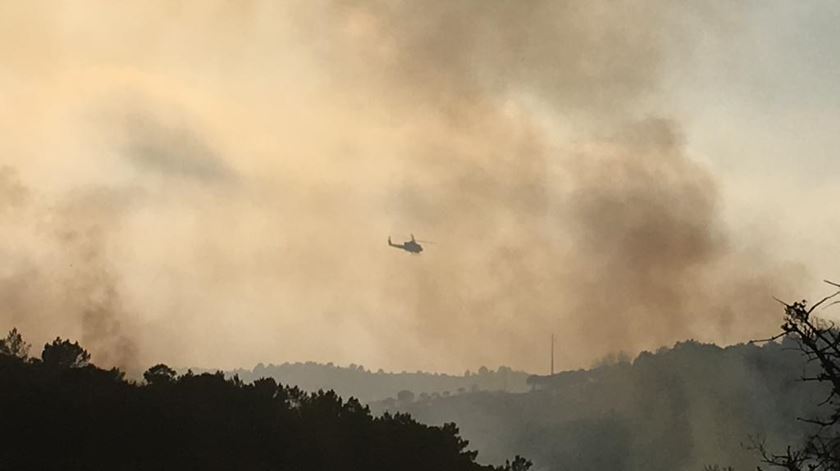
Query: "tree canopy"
0 327 29 360
0 328 528 471
40 337 90 368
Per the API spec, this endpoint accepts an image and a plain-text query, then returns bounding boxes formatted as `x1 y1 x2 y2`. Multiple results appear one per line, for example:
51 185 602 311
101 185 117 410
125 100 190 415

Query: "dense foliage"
0 333 528 471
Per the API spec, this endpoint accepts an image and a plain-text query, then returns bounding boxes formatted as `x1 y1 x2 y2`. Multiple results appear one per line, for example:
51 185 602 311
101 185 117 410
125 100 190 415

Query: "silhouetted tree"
143 363 177 385
41 337 90 368
0 327 30 360
501 455 532 471
753 281 840 470
252 377 278 398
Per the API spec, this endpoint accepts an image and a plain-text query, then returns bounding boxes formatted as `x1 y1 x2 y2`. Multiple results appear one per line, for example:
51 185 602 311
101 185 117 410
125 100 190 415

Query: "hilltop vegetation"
0 331 528 471
4 293 838 471
0 330 823 470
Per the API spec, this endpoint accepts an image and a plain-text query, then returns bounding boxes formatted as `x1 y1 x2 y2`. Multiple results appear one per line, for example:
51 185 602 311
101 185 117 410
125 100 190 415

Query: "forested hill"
1 329 825 470
199 362 531 404
373 339 825 471
0 334 529 471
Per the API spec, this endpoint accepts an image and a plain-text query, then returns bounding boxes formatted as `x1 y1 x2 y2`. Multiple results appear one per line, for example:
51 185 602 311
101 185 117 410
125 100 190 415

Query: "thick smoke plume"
0 1 799 372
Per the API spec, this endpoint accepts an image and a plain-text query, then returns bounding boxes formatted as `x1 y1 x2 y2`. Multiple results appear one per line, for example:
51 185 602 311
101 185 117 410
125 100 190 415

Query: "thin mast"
550 333 555 376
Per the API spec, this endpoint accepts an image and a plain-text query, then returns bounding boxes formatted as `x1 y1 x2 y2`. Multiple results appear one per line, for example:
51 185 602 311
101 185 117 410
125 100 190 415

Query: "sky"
0 1 837 374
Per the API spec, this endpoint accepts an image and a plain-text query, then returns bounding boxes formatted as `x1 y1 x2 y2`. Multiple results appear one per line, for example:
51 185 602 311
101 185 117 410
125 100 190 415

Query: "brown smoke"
0 1 802 373
0 171 140 371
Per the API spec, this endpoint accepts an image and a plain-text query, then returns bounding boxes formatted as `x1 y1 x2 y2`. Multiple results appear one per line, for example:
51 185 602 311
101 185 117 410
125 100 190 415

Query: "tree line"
4 284 839 470
0 330 530 471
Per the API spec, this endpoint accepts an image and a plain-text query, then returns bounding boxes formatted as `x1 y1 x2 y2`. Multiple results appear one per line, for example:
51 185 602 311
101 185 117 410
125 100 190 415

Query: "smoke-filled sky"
1 1 837 374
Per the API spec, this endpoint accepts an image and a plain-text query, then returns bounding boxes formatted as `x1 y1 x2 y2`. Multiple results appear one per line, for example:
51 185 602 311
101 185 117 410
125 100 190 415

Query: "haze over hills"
2 303 837 470
181 335 828 470
77 333 832 470
211 363 532 404
371 339 825 471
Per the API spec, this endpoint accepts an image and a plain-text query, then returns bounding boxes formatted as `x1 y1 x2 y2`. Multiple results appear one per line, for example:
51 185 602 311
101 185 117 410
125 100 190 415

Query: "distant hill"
371 339 825 471
198 362 531 404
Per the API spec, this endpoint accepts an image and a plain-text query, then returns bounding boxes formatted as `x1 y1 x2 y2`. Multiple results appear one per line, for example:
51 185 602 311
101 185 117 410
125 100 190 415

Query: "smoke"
55 188 141 372
0 1 801 372
0 167 28 212
0 170 140 371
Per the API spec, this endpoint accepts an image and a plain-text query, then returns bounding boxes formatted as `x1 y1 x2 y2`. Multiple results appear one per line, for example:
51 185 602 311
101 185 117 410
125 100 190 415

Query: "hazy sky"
0 1 837 374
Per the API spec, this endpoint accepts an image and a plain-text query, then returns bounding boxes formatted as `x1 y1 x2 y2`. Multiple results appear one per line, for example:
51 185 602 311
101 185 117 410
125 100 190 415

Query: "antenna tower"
550 333 555 376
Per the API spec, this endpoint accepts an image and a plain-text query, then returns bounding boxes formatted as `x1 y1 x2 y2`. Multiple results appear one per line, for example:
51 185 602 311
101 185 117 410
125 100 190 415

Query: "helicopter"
387 234 431 254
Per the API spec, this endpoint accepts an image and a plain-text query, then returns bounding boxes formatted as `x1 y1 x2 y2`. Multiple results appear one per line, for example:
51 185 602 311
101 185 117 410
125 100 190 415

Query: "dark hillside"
0 335 526 471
